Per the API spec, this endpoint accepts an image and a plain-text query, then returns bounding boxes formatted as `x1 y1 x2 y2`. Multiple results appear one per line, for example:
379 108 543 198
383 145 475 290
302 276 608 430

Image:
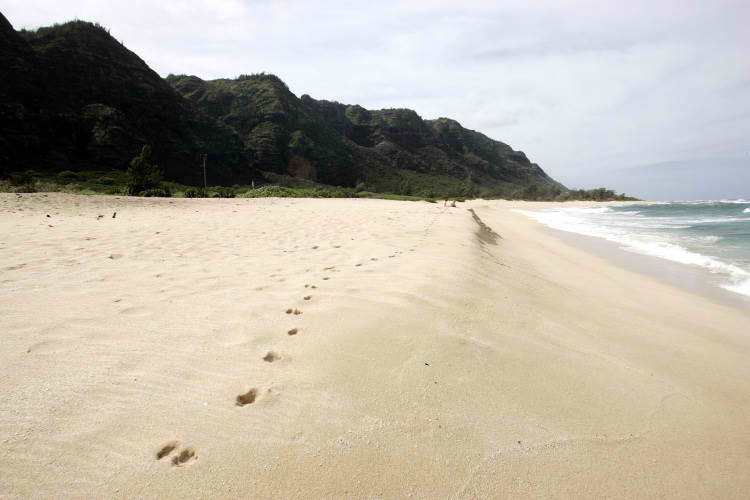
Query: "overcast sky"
5 0 750 199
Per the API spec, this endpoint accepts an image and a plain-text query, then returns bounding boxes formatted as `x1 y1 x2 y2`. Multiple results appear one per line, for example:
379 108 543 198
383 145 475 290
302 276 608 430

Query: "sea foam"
515 204 750 298
723 278 750 297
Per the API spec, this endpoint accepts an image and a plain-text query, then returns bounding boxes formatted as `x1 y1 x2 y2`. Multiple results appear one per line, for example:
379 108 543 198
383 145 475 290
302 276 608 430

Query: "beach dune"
1 194 749 498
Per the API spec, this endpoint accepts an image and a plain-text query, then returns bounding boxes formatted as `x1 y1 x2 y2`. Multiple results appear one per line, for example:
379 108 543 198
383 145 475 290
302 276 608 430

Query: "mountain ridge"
1 12 565 197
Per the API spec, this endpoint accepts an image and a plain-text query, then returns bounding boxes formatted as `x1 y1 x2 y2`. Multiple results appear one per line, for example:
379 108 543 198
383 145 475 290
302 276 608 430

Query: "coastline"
2 194 750 498
542 224 750 310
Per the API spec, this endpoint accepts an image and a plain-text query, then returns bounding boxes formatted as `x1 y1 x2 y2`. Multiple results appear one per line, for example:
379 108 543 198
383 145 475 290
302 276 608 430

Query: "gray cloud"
4 0 750 199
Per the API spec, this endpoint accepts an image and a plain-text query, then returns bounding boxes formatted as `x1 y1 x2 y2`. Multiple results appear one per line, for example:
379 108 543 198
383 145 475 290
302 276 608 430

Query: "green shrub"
98 176 117 185
214 187 236 198
184 187 207 198
239 185 297 198
10 171 34 185
139 187 171 197
34 181 63 192
126 145 162 195
57 170 79 182
326 188 356 198
13 184 37 193
311 187 332 198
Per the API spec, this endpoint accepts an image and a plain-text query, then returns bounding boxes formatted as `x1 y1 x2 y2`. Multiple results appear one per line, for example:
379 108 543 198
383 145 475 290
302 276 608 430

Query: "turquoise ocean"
517 200 750 299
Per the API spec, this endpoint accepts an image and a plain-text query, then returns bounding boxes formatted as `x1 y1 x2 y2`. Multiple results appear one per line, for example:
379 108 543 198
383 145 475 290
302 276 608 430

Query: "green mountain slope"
0 14 248 185
1 12 565 197
168 73 563 195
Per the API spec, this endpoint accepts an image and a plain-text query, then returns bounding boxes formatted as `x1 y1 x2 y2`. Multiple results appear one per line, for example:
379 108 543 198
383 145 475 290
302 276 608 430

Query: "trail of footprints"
154 212 438 467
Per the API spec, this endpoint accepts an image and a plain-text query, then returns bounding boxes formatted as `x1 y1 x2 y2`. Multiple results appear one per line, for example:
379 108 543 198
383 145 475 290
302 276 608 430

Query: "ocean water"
516 200 750 298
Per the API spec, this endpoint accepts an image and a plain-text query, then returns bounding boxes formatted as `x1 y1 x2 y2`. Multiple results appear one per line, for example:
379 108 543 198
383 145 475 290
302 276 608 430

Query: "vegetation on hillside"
0 12 637 201
0 167 635 202
125 145 166 195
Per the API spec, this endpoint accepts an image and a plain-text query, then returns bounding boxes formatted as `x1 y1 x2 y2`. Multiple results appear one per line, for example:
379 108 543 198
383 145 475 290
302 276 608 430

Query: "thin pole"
202 154 207 193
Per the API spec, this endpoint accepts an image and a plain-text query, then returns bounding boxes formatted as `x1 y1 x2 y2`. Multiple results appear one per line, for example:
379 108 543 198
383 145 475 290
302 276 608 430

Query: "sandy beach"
2 193 749 499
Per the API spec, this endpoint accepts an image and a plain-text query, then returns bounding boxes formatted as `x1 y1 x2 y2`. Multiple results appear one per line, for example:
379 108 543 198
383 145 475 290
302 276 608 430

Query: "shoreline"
510 199 750 311
2 194 750 498
542 224 750 310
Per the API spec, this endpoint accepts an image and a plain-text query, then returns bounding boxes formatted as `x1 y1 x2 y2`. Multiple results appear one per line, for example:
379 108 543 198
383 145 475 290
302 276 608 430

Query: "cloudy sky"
5 0 750 199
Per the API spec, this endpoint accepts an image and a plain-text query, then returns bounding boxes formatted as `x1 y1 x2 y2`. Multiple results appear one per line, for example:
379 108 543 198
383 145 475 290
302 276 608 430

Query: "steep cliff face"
169 74 563 193
2 11 563 195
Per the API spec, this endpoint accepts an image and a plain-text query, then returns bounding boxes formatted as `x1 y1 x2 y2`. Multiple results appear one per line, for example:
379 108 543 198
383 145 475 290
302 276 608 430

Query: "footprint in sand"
370 258 378 261
171 447 197 466
263 351 281 362
26 338 74 355
156 441 179 460
236 388 258 406
109 254 123 260
355 263 362 267
322 277 330 281
285 308 303 315
287 328 299 336
303 295 311 300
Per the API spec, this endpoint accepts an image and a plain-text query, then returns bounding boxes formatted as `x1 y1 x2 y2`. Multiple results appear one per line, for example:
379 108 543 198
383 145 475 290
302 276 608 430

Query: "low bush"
184 187 207 198
98 176 117 185
13 183 37 193
239 185 297 198
139 187 171 197
327 188 356 198
57 171 79 182
214 187 236 198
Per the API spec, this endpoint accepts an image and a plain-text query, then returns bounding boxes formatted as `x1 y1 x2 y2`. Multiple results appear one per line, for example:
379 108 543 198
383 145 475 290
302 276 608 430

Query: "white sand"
1 193 749 498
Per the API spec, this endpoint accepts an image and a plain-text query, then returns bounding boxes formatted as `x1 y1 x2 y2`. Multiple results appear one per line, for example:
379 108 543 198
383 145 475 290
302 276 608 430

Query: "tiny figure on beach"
451 200 457 207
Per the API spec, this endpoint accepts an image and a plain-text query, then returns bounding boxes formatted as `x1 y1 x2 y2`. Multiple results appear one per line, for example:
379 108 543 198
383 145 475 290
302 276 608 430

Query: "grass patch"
355 191 438 203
